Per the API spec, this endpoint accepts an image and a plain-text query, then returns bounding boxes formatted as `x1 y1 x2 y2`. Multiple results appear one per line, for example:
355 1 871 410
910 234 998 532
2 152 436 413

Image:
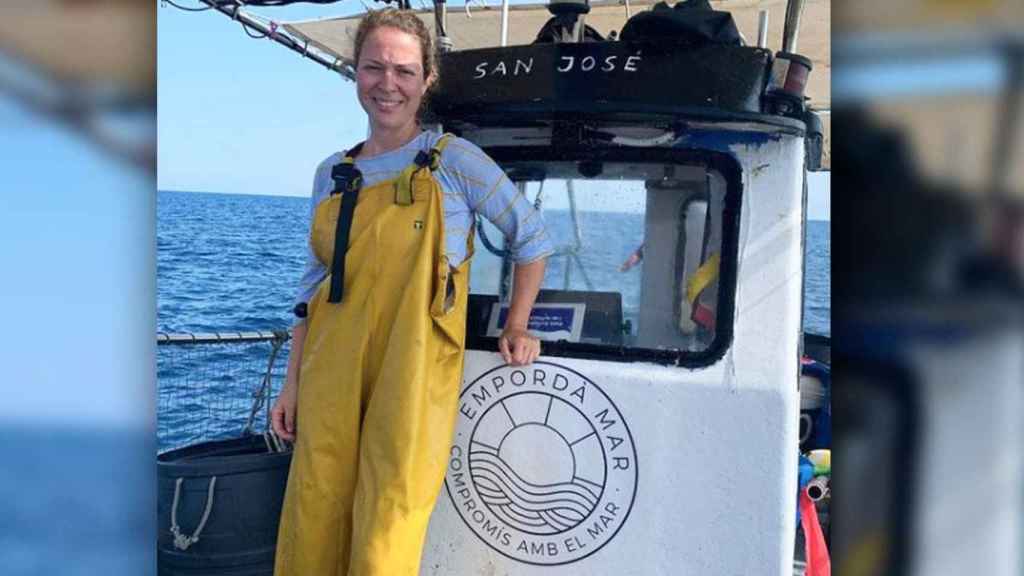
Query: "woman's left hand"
498 327 541 366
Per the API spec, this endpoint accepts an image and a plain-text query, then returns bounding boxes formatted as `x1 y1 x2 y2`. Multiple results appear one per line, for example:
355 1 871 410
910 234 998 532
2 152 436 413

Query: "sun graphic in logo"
446 362 637 566
469 394 605 535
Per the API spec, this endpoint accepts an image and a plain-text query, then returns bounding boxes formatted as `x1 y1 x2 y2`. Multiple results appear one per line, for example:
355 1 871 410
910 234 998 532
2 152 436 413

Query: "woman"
270 9 553 576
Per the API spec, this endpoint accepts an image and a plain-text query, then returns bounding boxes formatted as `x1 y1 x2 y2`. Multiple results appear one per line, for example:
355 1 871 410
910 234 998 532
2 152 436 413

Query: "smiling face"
355 26 433 139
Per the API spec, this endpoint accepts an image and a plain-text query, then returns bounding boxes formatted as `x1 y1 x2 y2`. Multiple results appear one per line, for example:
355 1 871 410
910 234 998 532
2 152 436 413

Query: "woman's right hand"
272 322 307 442
271 379 298 442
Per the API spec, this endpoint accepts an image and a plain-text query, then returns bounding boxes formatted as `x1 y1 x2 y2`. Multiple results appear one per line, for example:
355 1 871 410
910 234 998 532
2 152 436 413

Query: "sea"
157 190 830 334
155 189 829 447
155 189 829 450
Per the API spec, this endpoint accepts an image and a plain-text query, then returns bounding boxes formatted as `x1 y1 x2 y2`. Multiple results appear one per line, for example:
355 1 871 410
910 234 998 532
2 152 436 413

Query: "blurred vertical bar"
991 42 1023 198
0 1 155 575
833 1 1024 575
758 9 769 49
782 0 805 54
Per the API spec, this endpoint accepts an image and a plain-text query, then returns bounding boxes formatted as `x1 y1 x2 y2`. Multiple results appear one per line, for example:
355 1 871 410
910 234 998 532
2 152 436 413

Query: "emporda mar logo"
445 361 638 566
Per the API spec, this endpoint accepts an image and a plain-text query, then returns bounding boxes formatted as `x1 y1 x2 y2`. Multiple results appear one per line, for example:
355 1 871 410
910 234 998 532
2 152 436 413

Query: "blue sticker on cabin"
497 306 577 334
486 302 588 342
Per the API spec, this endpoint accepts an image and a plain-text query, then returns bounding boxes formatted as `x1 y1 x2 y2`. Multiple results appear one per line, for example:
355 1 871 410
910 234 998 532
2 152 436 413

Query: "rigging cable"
240 20 269 38
167 0 357 80
163 0 352 9
212 1 346 6
162 0 214 11
475 181 546 259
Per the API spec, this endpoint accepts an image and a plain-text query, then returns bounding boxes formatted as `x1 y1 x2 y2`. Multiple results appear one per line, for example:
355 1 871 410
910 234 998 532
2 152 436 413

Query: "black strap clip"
330 163 362 195
413 148 443 171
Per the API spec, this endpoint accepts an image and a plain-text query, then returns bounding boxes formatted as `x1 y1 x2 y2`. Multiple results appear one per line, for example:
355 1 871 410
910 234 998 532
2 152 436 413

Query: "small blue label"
497 306 576 333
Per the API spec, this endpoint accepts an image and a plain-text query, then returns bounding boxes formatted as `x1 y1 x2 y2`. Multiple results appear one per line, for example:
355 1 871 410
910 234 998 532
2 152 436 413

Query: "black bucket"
157 435 292 576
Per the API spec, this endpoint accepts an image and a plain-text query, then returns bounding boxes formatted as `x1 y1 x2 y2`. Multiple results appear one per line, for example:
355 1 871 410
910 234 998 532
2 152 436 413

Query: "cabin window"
465 152 739 366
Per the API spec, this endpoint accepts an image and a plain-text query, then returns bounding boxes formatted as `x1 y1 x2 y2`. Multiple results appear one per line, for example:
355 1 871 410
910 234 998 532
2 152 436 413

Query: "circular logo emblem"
445 361 638 566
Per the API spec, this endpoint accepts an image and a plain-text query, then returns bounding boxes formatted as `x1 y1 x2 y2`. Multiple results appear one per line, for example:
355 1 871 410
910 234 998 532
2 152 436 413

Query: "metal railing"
157 330 291 453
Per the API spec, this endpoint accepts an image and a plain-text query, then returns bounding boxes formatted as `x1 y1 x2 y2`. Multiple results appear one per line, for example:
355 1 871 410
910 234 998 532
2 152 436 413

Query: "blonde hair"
353 9 437 85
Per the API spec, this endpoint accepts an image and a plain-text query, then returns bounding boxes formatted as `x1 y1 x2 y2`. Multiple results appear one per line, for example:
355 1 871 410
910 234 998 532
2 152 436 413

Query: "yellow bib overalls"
275 135 471 576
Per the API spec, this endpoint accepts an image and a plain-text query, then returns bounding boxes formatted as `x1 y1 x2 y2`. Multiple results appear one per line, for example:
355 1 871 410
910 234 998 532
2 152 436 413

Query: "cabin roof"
283 0 829 111
285 0 829 168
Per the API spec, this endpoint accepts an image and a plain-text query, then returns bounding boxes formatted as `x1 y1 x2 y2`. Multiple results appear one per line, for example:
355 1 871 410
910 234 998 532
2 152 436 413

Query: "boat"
156 0 831 574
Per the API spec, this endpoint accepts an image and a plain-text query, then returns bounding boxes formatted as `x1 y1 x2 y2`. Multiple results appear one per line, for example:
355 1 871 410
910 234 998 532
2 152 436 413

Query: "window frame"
465 145 744 368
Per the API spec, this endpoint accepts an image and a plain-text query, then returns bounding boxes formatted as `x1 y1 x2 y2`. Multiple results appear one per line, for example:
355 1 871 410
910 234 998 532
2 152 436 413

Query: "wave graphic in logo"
446 362 638 566
470 444 600 534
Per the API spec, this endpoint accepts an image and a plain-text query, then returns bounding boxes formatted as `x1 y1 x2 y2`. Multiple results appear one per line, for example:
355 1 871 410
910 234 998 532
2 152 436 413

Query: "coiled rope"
170 476 218 551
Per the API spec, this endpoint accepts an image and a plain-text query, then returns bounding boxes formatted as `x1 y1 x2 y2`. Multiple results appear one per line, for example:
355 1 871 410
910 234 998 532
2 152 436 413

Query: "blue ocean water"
804 220 830 337
158 191 309 333
157 190 830 450
157 190 830 335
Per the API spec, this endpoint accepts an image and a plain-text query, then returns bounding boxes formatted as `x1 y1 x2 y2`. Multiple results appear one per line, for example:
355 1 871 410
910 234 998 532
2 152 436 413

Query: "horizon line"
158 189 832 222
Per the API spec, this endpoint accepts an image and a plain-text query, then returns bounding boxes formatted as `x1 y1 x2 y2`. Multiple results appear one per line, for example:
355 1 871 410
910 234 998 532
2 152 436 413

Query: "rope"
241 21 269 38
475 215 509 258
162 0 214 11
227 1 267 39
227 0 345 5
570 251 595 290
477 179 547 259
170 476 218 551
167 0 358 8
464 0 487 19
265 430 287 453
562 179 588 289
243 334 286 435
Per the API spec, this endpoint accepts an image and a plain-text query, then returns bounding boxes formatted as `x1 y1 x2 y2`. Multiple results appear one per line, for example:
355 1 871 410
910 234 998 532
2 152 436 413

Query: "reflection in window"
469 161 729 356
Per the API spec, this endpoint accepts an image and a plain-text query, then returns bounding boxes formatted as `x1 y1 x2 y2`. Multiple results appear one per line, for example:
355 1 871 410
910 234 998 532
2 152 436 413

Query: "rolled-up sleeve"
443 138 555 264
292 157 334 325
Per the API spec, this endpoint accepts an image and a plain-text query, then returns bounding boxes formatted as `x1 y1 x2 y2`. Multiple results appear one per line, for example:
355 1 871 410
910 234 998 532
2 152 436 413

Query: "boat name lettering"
474 58 535 79
472 55 642 79
556 55 642 73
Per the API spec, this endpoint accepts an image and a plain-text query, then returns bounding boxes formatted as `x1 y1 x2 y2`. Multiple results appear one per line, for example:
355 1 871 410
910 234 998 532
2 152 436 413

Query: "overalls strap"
393 133 455 206
327 143 365 304
327 135 454 303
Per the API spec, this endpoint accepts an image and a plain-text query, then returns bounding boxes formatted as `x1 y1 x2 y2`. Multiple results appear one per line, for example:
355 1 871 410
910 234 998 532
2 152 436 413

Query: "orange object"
800 487 831 576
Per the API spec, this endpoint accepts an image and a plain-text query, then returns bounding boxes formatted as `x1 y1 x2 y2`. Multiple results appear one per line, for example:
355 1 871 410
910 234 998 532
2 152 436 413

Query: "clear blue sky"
157 2 830 220
0 94 152 428
158 3 367 198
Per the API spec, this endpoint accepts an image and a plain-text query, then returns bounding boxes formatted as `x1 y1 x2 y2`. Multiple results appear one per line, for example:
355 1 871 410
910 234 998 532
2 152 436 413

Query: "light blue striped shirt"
294 130 554 312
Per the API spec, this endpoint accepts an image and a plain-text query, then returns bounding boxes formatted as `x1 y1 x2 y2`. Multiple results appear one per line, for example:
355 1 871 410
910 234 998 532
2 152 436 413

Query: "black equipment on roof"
619 0 743 47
